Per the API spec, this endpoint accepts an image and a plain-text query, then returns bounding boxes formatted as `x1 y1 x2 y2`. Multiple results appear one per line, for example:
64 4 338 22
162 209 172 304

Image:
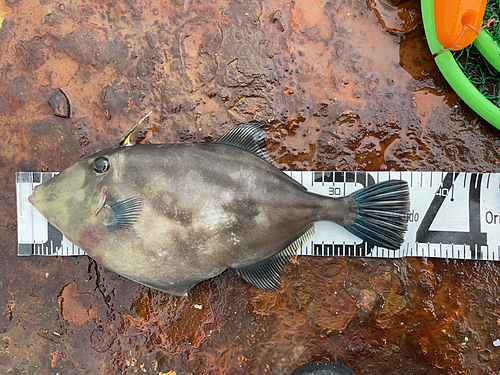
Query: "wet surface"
1 0 500 374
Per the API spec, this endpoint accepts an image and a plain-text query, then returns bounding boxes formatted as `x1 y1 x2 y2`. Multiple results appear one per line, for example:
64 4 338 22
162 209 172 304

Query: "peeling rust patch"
48 88 71 118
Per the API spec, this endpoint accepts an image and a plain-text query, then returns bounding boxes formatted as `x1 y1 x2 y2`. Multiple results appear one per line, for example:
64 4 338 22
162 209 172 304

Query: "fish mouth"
28 185 38 205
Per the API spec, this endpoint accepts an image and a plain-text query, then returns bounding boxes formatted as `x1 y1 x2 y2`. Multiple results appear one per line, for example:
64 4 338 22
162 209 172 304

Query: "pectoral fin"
108 197 143 229
234 226 315 291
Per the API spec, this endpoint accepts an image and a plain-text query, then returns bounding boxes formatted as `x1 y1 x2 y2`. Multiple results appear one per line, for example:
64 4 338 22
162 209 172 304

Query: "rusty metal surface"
1 0 500 374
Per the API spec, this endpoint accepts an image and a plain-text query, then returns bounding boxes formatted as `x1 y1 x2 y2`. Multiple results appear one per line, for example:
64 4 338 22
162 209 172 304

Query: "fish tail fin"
345 180 410 250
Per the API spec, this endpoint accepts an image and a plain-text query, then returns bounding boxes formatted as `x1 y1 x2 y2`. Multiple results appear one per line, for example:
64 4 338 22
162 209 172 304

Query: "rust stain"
50 350 61 367
367 0 421 33
120 282 219 355
291 0 329 31
0 0 11 29
59 282 96 325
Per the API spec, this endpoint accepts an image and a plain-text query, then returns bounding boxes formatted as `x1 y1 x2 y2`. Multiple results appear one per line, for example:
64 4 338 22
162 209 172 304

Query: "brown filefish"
29 120 410 296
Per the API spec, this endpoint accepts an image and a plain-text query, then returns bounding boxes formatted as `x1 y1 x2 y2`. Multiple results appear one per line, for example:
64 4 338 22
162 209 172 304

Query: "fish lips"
28 185 38 205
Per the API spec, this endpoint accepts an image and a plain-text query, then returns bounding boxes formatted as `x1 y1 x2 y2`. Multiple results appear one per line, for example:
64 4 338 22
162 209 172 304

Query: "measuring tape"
16 171 500 261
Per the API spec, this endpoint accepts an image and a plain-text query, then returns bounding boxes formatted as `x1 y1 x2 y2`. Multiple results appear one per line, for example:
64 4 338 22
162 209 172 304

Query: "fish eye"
92 157 110 174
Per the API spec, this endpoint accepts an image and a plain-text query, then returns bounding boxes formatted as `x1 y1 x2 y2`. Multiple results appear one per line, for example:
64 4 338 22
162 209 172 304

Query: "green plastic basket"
421 0 500 129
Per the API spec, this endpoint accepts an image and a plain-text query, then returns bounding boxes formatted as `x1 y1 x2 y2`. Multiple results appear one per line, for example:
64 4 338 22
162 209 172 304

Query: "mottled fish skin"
30 142 357 296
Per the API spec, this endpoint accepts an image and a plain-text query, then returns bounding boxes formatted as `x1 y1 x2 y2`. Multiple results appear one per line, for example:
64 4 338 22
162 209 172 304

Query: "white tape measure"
16 172 85 256
16 171 500 260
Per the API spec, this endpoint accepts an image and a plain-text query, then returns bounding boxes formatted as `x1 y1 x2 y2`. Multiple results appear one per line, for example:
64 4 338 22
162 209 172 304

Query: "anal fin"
234 226 315 291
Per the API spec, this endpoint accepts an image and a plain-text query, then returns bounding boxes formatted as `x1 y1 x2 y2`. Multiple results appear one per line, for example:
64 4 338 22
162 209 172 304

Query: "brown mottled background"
1 0 500 374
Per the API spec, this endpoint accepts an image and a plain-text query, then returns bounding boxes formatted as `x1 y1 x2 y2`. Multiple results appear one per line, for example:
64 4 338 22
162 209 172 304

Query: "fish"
29 119 410 296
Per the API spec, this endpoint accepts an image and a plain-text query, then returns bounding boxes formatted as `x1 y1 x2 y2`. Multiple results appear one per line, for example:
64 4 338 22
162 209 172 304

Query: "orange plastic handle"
434 0 487 50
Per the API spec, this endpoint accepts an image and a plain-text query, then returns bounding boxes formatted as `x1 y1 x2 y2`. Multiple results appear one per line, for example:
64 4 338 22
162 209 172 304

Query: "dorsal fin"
112 111 152 149
212 122 273 164
233 226 315 291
